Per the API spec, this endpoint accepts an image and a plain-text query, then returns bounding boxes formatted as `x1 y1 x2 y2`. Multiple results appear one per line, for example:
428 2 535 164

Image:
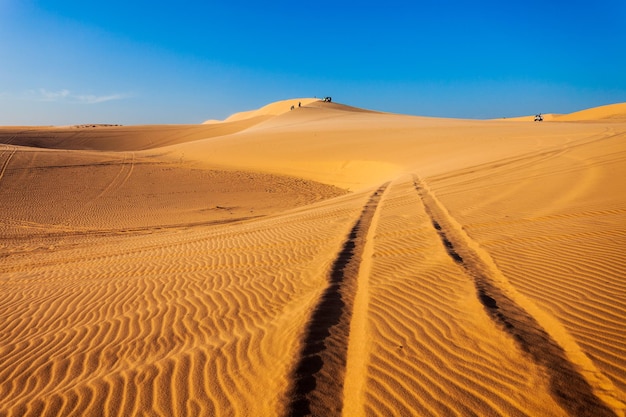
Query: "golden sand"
1 100 625 416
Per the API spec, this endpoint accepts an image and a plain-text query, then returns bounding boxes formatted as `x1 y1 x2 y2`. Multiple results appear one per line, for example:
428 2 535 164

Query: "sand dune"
0 118 268 152
498 102 626 122
554 102 626 121
1 99 625 416
203 98 321 124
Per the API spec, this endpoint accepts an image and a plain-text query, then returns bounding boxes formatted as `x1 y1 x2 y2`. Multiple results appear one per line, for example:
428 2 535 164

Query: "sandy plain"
1 98 625 416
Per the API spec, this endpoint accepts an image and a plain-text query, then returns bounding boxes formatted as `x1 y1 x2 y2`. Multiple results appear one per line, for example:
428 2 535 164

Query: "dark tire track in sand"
413 175 618 417
286 183 389 417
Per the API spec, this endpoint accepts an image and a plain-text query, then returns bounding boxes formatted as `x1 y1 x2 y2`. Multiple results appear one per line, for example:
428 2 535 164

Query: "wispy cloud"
37 89 71 101
73 93 131 104
24 89 132 104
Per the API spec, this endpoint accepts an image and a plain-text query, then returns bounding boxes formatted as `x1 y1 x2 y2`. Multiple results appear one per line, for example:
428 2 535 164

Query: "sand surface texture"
1 100 625 416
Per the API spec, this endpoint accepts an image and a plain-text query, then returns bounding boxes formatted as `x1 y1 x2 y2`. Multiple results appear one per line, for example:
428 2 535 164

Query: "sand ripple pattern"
416 177 618 416
344 176 580 416
2 104 625 416
287 184 388 416
430 130 626 412
0 191 373 416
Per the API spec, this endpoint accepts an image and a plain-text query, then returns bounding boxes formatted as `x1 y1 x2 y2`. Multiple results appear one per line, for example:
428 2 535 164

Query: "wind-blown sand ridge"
1 99 625 416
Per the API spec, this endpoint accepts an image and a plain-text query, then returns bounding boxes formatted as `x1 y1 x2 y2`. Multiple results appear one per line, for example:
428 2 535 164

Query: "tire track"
0 134 17 146
413 175 620 417
0 145 17 185
286 183 389 417
93 151 135 201
64 152 135 225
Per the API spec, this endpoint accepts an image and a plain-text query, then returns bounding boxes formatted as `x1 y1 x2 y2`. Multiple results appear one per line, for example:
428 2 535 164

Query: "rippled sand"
1 100 625 416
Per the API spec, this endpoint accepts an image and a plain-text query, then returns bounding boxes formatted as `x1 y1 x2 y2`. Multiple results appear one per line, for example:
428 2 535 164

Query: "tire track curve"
64 152 136 226
92 151 135 201
0 145 17 185
413 175 620 417
286 183 389 417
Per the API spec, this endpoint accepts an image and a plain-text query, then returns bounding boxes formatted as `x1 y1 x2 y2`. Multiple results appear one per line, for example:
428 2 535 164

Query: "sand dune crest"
204 98 320 124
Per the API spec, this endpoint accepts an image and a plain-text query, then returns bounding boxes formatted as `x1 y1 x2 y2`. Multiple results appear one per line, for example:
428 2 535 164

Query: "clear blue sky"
1 0 625 125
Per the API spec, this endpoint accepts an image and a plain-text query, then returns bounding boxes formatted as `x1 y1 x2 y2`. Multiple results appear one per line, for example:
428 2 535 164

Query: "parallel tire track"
413 175 619 417
65 152 135 225
0 145 17 185
92 152 135 201
286 183 389 417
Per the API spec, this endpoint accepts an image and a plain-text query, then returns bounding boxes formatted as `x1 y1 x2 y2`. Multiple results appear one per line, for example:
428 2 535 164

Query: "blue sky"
1 0 625 125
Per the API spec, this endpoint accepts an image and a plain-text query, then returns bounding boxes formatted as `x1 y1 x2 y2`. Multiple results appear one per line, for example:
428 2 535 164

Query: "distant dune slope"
163 101 625 190
0 117 267 151
1 100 625 416
554 102 626 121
497 102 626 122
0 146 346 247
205 98 320 123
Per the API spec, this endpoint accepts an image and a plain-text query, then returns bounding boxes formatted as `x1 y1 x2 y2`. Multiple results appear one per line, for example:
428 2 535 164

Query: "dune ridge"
203 98 320 124
555 103 626 121
498 102 626 122
1 100 626 416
